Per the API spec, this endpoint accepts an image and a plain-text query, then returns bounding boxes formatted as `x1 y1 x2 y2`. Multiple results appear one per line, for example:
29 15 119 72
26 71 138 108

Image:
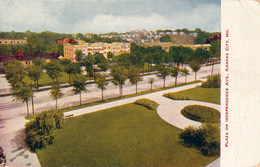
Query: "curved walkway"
152 97 220 167
155 98 220 130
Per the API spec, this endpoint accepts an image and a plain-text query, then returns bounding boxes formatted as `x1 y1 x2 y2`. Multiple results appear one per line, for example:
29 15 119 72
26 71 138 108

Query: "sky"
0 0 221 34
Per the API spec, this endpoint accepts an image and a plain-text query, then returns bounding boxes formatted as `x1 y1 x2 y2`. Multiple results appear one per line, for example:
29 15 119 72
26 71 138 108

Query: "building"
0 51 60 66
0 37 27 45
64 42 130 62
142 42 211 52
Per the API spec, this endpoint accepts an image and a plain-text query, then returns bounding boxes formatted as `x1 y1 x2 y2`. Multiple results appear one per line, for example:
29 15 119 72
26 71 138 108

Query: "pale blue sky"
0 0 221 34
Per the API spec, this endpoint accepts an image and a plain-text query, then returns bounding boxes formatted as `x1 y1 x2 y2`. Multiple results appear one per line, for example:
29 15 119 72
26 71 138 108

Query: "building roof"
55 38 77 44
0 51 60 62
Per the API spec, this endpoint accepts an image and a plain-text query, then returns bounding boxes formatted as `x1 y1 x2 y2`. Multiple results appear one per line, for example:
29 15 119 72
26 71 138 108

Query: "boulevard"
0 63 220 120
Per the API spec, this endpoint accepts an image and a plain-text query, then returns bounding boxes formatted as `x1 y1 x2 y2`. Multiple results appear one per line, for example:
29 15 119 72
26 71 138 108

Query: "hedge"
163 93 192 100
181 105 220 123
25 110 64 151
201 74 220 88
180 123 220 156
134 98 159 110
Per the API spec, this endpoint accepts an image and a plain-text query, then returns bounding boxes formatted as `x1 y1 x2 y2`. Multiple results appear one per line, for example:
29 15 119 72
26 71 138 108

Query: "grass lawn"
24 72 94 87
166 87 220 104
36 104 218 167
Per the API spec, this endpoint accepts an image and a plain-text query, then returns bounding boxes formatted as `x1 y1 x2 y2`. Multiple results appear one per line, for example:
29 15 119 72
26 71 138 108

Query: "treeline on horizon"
0 28 219 56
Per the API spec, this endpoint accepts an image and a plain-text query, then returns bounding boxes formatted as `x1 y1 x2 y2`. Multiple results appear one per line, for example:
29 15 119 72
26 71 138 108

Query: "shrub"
134 98 159 110
180 123 220 156
163 93 192 100
201 74 220 88
25 110 64 150
181 105 220 123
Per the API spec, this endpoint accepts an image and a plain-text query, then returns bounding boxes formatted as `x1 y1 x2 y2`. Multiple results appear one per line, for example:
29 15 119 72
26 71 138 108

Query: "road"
0 63 220 120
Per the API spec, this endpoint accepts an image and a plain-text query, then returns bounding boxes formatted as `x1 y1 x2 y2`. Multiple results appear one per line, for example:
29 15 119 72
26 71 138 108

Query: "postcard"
0 0 259 167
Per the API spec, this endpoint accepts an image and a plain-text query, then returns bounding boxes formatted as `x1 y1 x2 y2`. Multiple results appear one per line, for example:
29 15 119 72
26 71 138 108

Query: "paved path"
63 82 203 118
0 117 41 167
1 81 220 167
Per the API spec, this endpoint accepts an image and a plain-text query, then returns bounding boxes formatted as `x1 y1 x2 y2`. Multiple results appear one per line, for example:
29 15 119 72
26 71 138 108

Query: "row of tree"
3 38 220 116
0 30 123 56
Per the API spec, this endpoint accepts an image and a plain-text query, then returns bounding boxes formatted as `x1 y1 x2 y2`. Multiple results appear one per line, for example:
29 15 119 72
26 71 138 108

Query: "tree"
59 58 71 66
110 65 128 97
180 67 189 84
171 67 179 86
49 82 64 109
95 73 108 101
128 67 143 94
209 40 221 76
193 48 210 64
148 77 155 91
144 53 154 74
130 43 147 74
189 61 201 81
3 60 27 87
26 65 43 89
75 49 83 62
64 62 82 84
45 59 63 83
71 74 88 105
159 35 171 42
34 57 46 68
114 53 132 74
95 53 110 71
156 64 171 88
149 46 166 65
107 52 114 60
83 54 95 77
169 46 183 67
11 82 32 117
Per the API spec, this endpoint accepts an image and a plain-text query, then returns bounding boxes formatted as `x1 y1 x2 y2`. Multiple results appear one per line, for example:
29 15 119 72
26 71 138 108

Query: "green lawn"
36 104 218 167
24 72 94 87
167 87 220 104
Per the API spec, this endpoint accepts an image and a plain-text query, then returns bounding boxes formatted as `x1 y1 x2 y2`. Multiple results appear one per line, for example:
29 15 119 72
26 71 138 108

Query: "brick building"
0 37 28 45
64 41 130 62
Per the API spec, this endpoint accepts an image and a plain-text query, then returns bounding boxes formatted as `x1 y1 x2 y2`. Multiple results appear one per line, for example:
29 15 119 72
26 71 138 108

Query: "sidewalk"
63 82 203 118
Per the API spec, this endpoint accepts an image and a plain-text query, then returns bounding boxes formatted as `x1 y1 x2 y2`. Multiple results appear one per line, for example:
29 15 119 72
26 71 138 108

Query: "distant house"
177 31 186 36
0 37 27 45
187 32 198 37
55 38 77 44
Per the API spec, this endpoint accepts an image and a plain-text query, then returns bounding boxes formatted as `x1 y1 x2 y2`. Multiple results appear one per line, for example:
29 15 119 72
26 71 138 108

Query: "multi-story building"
64 41 130 62
0 37 27 45
142 42 211 52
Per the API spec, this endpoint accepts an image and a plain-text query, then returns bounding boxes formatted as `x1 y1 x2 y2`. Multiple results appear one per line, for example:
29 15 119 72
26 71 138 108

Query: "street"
0 63 220 120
